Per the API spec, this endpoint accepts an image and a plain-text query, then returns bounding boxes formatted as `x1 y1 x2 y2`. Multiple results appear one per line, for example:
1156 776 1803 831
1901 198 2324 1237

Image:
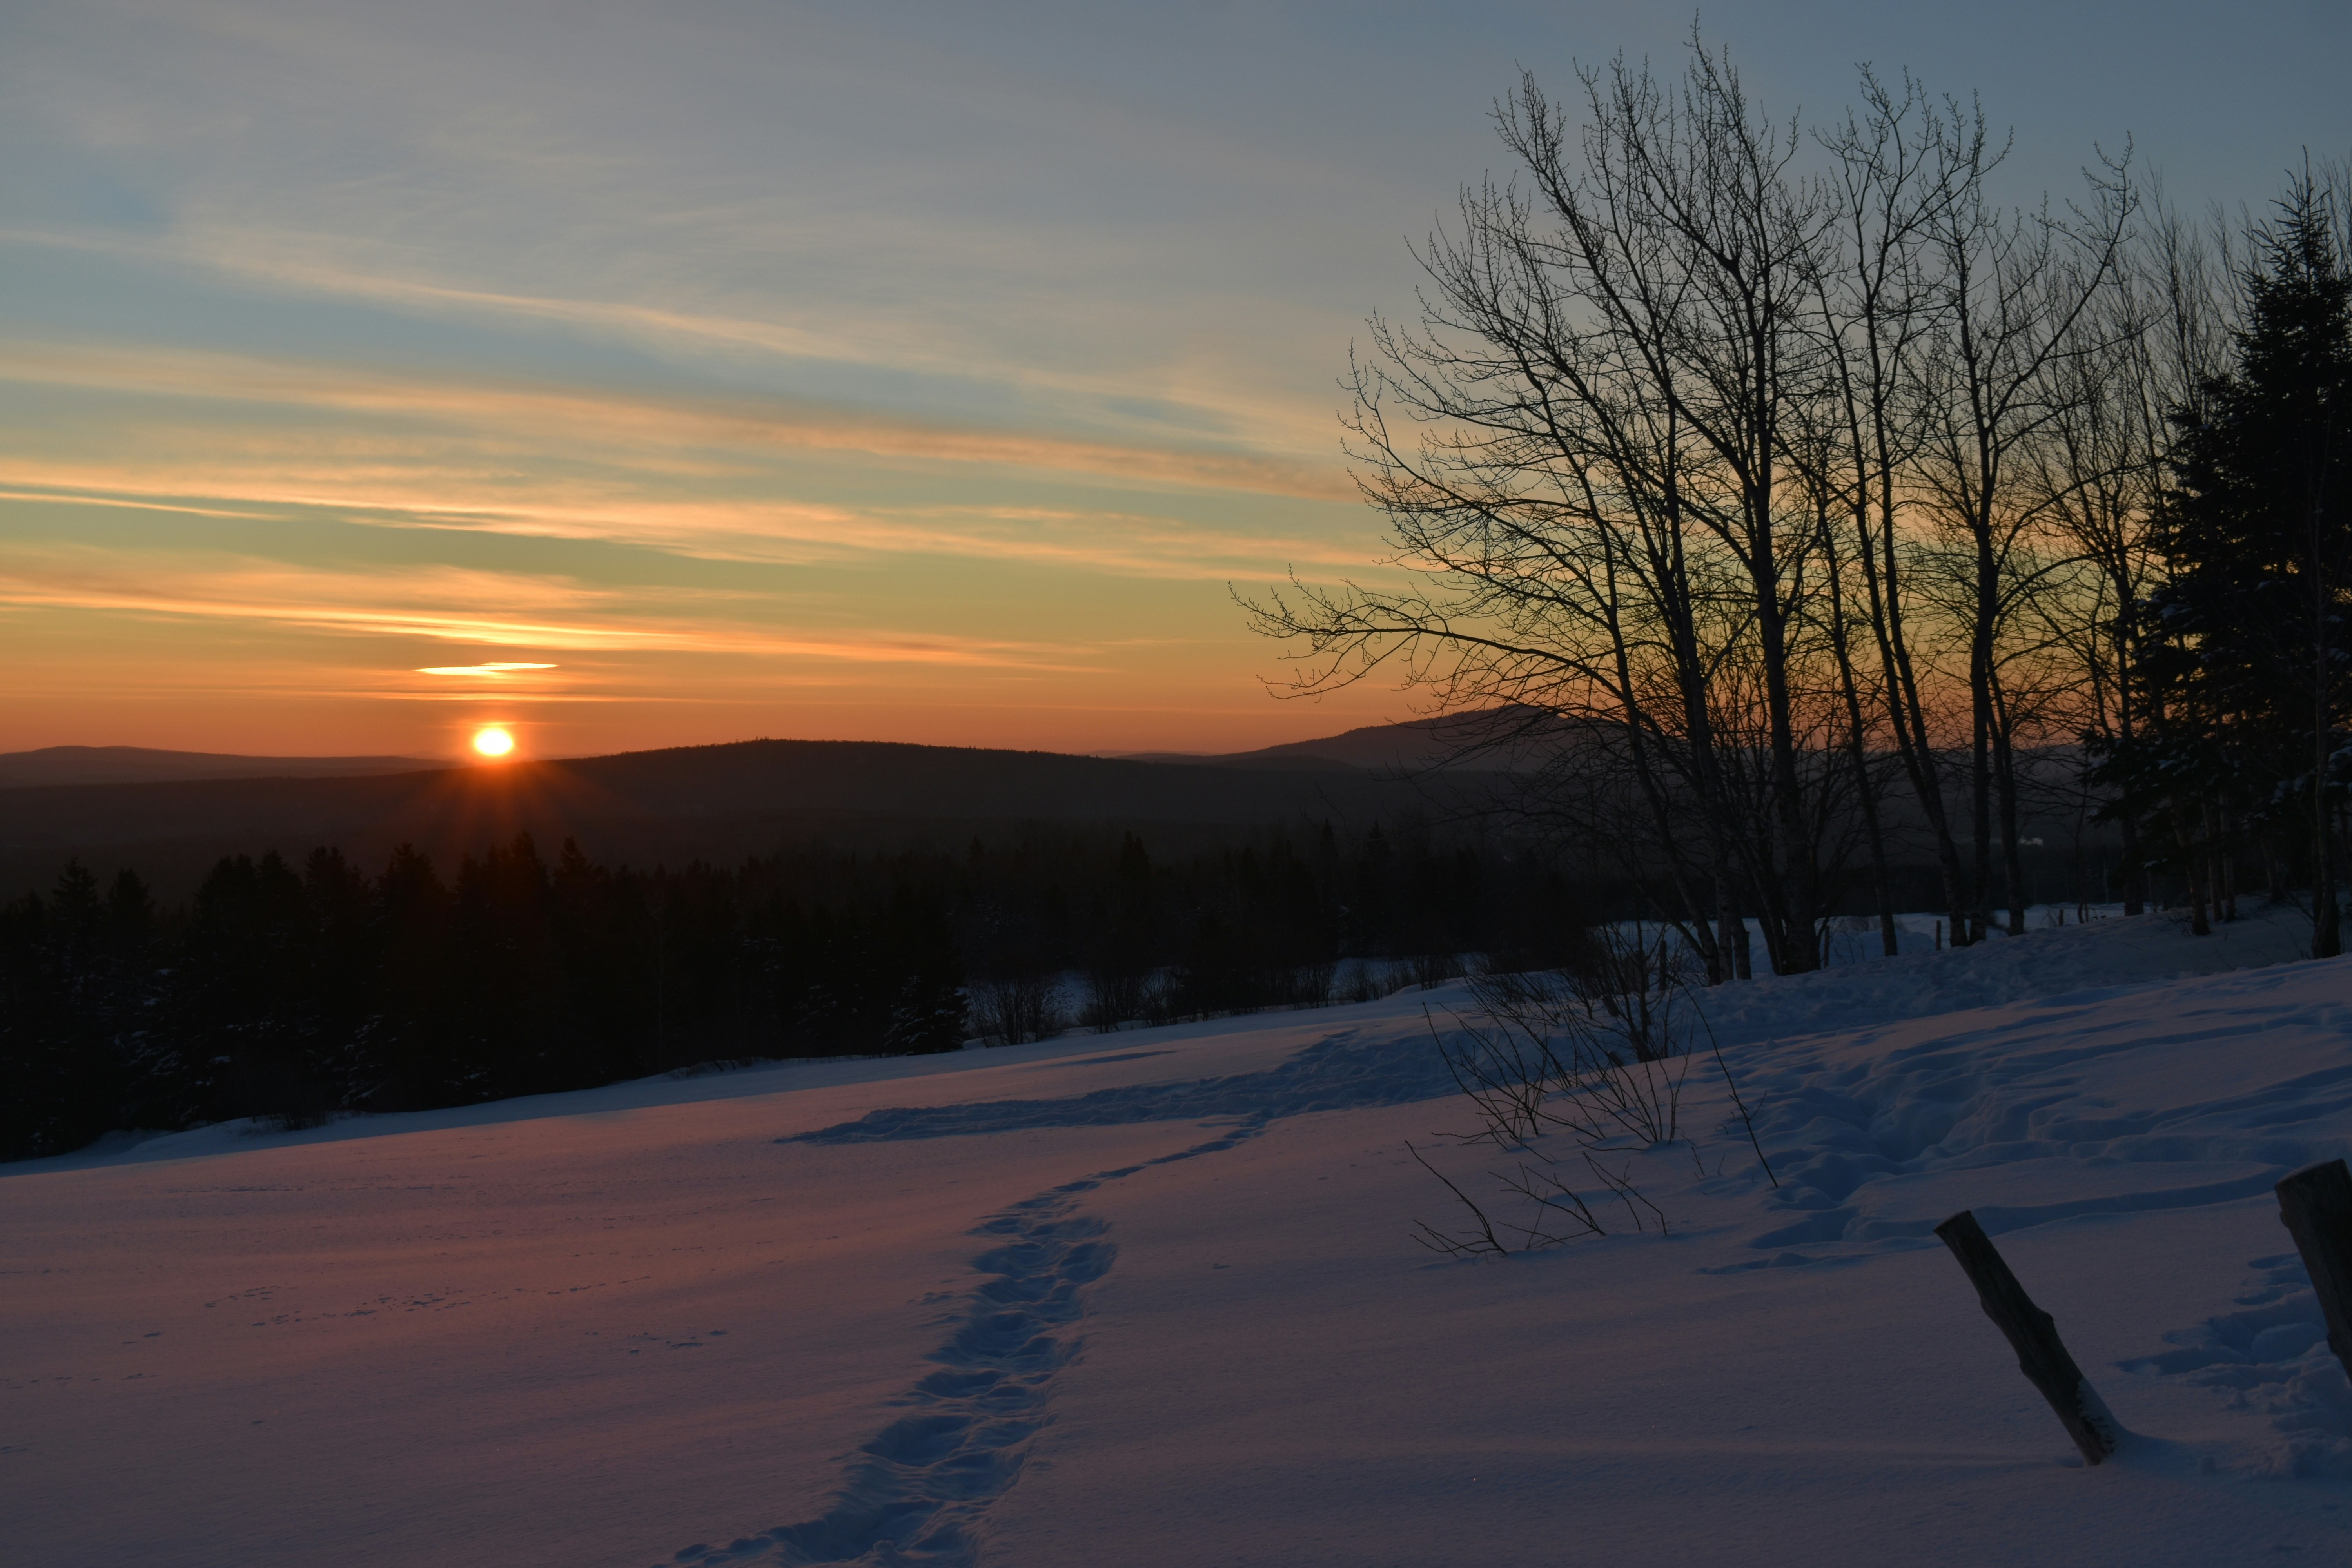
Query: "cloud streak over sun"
415 662 558 675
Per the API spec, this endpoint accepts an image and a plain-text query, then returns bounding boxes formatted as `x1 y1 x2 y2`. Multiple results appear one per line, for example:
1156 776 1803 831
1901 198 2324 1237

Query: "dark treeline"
2093 181 2352 946
1 818 1577 1161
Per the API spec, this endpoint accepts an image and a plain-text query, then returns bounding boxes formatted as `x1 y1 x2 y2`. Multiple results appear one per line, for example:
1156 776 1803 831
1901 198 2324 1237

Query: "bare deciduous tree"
1245 40 1849 976
1250 33 2344 971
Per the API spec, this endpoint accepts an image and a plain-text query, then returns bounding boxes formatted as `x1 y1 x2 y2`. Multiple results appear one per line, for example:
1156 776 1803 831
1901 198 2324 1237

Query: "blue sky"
3 0 2345 758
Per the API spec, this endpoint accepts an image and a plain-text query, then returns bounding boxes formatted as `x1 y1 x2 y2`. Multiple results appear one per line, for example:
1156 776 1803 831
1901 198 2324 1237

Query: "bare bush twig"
1494 1159 1609 1248
1406 1140 1513 1258
1409 921 1777 1251
1692 1009 1779 1188
1582 1151 1671 1236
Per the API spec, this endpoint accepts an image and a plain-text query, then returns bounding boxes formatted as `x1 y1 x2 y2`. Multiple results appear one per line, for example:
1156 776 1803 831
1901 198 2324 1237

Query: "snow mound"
1701 900 2315 1049
1725 955 2352 1265
2123 1250 2352 1481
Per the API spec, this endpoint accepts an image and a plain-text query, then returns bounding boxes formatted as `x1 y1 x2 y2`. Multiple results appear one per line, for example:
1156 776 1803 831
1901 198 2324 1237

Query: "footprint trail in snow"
657 1120 1265 1568
2124 1249 2352 1479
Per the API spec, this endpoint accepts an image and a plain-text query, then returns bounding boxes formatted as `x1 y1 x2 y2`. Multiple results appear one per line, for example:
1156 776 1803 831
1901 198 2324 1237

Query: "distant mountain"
1108 749 1362 774
0 746 441 789
0 737 1516 899
1120 711 1572 774
1212 718 1479 772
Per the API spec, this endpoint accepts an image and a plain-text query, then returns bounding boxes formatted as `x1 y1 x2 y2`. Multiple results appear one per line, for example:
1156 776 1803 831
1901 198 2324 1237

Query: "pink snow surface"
7 905 2351 1565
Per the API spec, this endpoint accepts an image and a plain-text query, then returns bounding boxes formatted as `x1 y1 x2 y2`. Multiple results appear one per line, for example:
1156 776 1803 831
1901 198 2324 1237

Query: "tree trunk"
2317 480 2342 959
1759 601 1820 973
1970 683 1995 941
1994 706 2028 937
1856 743 1900 957
1824 508 1902 957
1864 520 1973 944
2118 812 2147 916
2182 818 2212 936
1715 876 1744 985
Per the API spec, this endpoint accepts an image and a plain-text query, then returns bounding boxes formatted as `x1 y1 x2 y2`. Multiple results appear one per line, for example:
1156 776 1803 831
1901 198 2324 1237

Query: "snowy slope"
6 906 2350 1565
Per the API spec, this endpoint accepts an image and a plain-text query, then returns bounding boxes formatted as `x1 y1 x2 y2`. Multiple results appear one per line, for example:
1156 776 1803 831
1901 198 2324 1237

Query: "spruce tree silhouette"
2110 172 2352 953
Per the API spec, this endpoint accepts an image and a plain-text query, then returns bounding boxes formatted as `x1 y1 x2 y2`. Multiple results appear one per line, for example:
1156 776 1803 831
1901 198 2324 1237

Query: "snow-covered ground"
7 902 2349 1565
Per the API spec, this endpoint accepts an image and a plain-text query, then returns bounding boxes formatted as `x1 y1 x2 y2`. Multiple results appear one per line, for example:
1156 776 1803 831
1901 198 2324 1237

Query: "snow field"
6 902 2350 1565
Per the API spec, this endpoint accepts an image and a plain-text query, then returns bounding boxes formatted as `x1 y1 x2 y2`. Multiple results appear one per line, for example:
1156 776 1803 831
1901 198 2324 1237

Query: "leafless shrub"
1410 951 1466 990
1447 926 1699 1149
1339 959 1396 1004
1409 1142 1677 1258
1081 967 1145 1033
1406 1141 1516 1257
1138 969 1185 1027
972 971 1066 1046
1407 924 1775 1255
1283 959 1339 1009
256 1107 333 1134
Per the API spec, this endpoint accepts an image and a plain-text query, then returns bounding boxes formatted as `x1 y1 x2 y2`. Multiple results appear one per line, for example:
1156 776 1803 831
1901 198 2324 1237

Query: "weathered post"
2275 1160 2352 1370
1934 1210 2119 1465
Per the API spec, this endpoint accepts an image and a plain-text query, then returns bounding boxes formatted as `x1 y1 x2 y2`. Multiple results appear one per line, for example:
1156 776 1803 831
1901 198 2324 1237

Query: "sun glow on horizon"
421 662 559 677
472 725 516 757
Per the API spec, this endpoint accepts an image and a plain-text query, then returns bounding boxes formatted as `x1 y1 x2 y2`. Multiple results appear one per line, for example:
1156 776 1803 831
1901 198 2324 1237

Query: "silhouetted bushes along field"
0 822 1579 1160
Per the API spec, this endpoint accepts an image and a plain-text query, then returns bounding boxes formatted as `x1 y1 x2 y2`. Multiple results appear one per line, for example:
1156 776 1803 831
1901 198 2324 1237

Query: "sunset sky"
5 0 2347 760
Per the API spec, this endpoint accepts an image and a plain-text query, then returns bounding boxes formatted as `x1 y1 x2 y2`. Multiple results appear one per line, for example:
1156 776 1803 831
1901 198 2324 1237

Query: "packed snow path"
657 1025 1472 1564
662 1123 1267 1568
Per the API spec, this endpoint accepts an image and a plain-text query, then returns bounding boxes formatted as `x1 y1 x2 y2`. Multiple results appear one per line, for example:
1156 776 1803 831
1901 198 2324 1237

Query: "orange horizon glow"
0 670 1411 760
4 0 2319 775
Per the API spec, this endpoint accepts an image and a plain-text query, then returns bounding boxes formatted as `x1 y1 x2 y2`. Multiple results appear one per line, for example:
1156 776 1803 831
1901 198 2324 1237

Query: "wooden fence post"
2275 1160 2352 1371
1934 1210 2119 1465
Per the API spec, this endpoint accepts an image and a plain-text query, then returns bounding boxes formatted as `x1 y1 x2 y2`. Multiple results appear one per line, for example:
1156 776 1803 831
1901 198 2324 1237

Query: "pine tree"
2121 173 2352 953
879 885 969 1054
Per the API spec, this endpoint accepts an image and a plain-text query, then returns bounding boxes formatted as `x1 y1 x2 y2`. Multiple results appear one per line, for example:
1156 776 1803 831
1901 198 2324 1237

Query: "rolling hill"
0 737 1511 898
0 746 441 789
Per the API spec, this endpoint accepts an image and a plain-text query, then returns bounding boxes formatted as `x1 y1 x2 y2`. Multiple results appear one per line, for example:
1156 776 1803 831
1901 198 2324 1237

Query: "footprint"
2122 1252 2352 1478
664 1123 1259 1566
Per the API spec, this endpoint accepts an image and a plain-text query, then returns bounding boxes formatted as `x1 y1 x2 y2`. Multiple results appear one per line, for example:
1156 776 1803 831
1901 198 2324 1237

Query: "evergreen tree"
878 885 968 1054
4 817 1544 1160
2115 173 2352 953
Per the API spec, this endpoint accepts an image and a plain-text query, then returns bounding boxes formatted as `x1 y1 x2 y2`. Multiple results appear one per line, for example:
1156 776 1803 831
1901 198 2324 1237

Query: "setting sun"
471 726 515 758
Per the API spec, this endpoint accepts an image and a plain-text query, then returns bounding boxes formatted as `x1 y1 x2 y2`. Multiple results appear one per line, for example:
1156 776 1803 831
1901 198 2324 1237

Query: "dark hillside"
0 746 438 789
0 738 1510 900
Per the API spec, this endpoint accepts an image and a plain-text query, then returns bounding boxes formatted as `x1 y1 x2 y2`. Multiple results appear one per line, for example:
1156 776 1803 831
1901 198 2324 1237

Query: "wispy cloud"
0 339 1352 504
0 340 1374 579
0 546 1099 670
414 661 557 675
0 486 284 521
1 466 1372 584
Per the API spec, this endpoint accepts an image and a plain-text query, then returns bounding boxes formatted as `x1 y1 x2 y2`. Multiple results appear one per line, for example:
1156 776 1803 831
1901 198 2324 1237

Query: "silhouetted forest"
0 820 1579 1160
